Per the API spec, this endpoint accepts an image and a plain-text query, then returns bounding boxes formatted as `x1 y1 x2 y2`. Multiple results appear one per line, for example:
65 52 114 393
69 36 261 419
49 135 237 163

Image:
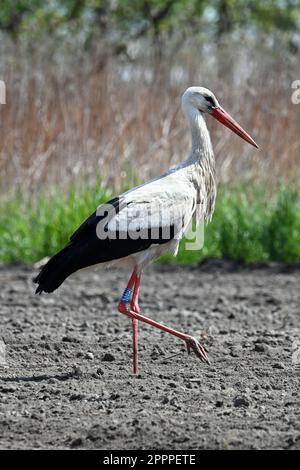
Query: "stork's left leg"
131 272 141 314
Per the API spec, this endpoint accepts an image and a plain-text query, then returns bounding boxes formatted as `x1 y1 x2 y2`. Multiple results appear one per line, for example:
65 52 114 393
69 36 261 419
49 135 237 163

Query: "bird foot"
185 336 210 364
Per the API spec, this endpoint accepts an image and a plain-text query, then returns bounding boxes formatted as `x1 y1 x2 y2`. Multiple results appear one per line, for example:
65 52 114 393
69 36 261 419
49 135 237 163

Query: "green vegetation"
0 182 112 263
1 184 299 264
175 186 300 263
1 1 299 44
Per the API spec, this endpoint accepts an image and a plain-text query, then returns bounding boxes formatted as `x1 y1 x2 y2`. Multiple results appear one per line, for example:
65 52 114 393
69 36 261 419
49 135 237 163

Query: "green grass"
174 186 300 264
0 182 300 264
0 181 113 263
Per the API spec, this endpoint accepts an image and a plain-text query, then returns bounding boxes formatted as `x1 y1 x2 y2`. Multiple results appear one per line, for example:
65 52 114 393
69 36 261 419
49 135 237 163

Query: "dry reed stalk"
0 37 299 196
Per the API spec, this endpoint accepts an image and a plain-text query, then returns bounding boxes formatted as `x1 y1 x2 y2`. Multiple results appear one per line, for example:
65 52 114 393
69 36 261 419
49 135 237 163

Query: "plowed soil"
0 261 299 449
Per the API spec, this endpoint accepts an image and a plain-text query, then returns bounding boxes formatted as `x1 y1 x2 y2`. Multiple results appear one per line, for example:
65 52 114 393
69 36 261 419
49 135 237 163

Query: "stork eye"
206 96 216 106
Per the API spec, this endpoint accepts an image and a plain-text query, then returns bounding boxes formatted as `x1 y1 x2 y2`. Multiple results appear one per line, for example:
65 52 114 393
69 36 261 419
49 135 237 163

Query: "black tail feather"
33 244 79 294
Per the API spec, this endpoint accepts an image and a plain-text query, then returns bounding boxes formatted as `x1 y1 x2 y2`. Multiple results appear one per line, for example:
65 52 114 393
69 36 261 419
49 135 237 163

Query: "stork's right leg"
118 270 140 374
131 273 140 374
118 271 210 374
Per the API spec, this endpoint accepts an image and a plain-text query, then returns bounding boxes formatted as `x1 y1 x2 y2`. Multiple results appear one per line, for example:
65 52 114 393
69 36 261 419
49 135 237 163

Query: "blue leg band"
121 287 133 303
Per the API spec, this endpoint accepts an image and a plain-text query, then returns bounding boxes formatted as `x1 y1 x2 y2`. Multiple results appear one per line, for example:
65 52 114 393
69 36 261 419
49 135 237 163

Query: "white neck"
183 103 213 163
180 102 216 221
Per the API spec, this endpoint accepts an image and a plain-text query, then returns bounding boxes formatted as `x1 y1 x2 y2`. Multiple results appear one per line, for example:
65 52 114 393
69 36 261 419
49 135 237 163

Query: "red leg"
131 273 140 374
131 318 138 374
131 273 141 314
118 271 210 372
119 270 140 374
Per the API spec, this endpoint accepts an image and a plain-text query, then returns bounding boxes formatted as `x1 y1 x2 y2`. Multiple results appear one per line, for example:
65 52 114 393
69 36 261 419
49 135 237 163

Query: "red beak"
211 106 258 149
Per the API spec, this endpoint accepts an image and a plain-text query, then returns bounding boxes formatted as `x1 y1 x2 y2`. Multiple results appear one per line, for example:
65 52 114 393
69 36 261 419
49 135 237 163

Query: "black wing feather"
34 196 176 294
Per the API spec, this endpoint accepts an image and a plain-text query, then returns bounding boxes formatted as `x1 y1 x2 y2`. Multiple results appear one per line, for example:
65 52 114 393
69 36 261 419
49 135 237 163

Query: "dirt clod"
254 343 266 353
233 396 250 407
273 362 285 370
102 353 115 362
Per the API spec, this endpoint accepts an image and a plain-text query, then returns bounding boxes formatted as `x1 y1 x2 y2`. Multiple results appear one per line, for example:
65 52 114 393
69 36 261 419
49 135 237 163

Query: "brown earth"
0 261 299 450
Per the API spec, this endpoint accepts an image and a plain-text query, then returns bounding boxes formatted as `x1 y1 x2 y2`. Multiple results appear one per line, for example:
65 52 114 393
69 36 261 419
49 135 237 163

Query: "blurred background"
0 0 299 263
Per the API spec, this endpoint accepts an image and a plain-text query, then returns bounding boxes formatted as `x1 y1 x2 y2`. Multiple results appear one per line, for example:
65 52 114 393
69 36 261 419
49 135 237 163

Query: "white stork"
34 86 258 374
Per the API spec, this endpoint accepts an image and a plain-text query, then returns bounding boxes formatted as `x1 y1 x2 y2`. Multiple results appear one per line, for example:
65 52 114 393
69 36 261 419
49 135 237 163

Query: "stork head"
182 86 258 148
